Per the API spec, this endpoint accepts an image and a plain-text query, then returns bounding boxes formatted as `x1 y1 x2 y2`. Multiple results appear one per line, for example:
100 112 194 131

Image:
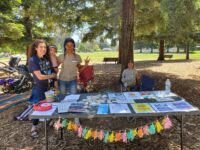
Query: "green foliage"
77 42 101 52
0 0 200 54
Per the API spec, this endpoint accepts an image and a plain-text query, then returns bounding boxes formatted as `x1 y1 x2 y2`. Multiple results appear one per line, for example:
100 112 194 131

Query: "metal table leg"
60 128 63 140
45 119 48 150
181 115 184 150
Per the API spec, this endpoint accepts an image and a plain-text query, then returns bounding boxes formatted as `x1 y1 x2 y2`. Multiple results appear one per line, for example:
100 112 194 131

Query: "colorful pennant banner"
54 116 172 143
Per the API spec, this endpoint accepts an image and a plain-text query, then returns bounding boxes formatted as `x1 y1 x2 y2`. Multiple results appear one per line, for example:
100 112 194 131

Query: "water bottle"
165 79 171 95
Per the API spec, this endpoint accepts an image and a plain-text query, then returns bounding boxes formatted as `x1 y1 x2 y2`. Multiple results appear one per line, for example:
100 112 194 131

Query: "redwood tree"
157 40 165 60
119 0 134 72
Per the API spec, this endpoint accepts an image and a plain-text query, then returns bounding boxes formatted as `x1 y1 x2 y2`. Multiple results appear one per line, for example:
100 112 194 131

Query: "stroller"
0 57 33 93
0 56 21 77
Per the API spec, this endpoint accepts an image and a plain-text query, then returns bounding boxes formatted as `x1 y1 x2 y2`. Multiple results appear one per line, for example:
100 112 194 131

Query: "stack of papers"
57 102 71 113
132 103 155 113
140 91 156 99
109 104 131 114
123 92 143 100
68 103 89 113
62 94 80 102
108 93 126 101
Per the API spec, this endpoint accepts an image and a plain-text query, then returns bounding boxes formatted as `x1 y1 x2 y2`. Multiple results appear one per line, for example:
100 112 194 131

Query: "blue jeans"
59 79 77 94
29 86 48 126
29 86 48 103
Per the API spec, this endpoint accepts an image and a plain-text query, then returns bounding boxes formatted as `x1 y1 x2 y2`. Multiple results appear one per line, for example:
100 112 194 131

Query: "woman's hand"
51 73 57 79
84 56 90 66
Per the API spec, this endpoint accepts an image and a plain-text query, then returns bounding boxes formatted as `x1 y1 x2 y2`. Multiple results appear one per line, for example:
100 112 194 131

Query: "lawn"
0 50 199 62
78 50 200 62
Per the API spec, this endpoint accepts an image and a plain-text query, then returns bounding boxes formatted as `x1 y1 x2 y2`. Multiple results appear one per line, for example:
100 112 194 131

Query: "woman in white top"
121 60 139 91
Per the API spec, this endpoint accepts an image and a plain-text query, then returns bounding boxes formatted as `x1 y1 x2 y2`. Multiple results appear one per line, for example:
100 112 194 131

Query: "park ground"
0 59 200 150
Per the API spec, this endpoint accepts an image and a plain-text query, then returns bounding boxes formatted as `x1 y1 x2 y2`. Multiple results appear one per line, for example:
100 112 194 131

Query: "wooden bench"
164 54 173 60
103 57 118 64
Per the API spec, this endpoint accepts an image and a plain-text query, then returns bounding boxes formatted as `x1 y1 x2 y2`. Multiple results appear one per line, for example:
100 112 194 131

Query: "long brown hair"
26 39 50 64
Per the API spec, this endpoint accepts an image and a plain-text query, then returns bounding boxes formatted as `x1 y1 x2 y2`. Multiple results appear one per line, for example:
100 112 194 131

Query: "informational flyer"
68 103 89 113
123 92 143 100
97 104 109 114
169 100 198 112
150 103 174 112
108 93 126 101
109 104 131 114
132 103 155 113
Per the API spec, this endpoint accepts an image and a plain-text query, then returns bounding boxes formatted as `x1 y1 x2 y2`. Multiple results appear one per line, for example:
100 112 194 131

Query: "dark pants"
29 86 48 126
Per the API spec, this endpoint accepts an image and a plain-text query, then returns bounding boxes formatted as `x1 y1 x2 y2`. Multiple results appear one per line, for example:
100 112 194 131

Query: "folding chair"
78 65 94 92
140 75 155 91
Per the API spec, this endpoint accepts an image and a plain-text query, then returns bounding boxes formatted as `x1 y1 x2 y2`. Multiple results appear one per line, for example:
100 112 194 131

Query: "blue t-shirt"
28 55 52 89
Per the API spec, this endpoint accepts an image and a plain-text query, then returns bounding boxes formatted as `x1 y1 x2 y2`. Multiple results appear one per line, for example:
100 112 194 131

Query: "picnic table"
30 91 199 150
164 54 173 60
103 57 118 64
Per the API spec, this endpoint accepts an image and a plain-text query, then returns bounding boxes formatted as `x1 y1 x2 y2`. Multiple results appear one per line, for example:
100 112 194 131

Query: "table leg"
45 119 48 150
60 128 63 140
180 115 184 150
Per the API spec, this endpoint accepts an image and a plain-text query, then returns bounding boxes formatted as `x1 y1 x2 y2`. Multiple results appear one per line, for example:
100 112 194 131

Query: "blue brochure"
97 104 109 114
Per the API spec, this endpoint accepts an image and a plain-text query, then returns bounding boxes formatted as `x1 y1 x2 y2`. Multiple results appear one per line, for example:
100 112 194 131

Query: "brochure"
57 102 72 113
68 103 89 113
169 100 198 112
62 94 80 102
123 92 143 100
131 103 155 113
150 103 174 112
97 104 109 114
108 93 126 101
140 91 156 99
109 104 131 114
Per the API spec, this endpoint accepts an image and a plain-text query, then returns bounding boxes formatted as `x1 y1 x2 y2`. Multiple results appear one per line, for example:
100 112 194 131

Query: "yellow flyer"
132 103 155 113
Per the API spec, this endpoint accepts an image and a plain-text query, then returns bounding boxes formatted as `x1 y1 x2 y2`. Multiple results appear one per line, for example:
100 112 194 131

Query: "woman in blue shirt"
27 39 56 137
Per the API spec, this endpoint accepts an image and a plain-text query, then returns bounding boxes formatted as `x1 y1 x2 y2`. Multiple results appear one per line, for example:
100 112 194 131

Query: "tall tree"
0 0 24 47
119 0 134 72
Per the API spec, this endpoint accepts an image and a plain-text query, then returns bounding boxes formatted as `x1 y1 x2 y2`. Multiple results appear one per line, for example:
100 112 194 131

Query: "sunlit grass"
0 50 199 62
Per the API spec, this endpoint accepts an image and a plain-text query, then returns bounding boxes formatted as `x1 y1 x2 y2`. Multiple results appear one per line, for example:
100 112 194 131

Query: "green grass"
78 50 200 62
0 50 199 62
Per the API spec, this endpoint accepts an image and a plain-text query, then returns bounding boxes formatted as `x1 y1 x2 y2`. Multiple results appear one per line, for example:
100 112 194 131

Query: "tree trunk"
184 45 186 53
118 35 122 64
140 48 142 53
119 0 134 73
157 40 165 60
23 4 32 41
186 42 189 60
151 47 153 53
167 45 169 53
177 46 179 53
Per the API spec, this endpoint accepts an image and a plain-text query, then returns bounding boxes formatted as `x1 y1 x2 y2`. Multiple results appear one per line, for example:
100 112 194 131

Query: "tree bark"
177 46 179 53
119 0 134 73
118 35 122 64
24 16 32 40
151 47 153 53
157 40 165 60
186 42 189 60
